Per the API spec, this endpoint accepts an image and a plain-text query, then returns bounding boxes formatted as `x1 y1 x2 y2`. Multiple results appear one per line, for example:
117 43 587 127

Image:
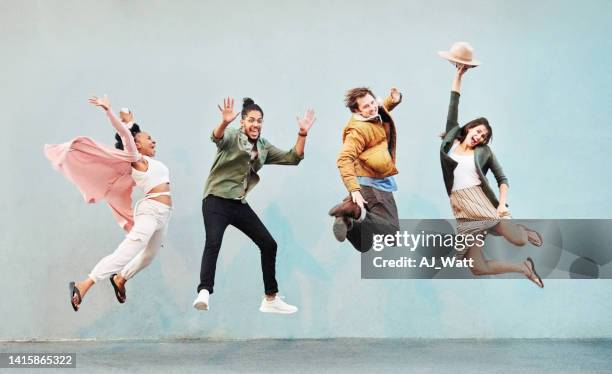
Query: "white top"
131 156 170 193
449 143 481 191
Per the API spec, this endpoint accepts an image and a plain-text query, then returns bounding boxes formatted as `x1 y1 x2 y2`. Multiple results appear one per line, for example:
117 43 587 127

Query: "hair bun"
242 97 255 108
130 123 141 136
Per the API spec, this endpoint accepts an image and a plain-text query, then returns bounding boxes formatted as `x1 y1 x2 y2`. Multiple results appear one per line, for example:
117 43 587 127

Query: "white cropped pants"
88 198 172 283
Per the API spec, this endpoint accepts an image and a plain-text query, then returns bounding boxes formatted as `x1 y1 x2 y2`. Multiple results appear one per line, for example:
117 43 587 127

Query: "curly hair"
114 123 141 150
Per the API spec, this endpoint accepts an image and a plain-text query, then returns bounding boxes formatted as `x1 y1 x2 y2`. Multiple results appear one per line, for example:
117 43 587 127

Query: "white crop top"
131 156 171 193
449 143 481 191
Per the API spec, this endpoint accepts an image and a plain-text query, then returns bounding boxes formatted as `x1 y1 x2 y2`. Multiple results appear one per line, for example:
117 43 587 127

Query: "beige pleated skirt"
449 185 507 257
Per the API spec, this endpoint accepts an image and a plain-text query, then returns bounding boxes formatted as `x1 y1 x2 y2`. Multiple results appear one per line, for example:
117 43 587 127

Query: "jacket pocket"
358 142 395 174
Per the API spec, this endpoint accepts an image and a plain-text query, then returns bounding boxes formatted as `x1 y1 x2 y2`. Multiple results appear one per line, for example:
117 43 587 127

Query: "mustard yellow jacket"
337 95 402 192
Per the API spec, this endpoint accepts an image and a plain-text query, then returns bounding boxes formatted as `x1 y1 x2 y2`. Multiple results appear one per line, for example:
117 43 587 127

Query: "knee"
126 228 153 245
114 237 146 259
260 238 277 254
204 239 222 253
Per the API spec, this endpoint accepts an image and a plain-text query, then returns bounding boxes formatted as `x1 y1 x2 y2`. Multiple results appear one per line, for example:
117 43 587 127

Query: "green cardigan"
440 91 509 208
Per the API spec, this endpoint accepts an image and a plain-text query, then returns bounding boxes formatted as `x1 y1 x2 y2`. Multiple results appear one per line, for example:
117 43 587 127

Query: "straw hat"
438 42 481 66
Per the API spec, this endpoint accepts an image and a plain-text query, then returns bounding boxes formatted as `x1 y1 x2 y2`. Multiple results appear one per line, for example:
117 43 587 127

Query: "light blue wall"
2 0 611 339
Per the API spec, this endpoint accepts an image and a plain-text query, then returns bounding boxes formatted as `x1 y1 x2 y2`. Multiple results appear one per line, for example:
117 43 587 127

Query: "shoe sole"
332 217 348 242
193 300 209 311
259 307 298 314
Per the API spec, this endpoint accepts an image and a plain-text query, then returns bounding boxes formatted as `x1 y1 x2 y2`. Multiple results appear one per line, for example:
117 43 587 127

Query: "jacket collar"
352 111 382 123
238 127 263 153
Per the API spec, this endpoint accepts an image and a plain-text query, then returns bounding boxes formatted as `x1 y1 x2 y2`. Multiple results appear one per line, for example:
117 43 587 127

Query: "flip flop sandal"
109 274 126 304
526 257 544 288
69 282 82 312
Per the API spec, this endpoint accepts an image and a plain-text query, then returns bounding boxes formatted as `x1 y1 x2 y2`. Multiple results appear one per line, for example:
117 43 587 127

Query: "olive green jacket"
203 127 303 201
440 91 509 207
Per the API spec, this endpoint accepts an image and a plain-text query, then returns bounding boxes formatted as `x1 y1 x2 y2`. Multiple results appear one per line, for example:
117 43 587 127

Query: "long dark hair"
114 123 141 150
456 117 492 145
241 98 263 118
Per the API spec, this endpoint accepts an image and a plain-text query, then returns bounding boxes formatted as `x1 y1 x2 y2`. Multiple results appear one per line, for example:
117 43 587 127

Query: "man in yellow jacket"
329 87 402 252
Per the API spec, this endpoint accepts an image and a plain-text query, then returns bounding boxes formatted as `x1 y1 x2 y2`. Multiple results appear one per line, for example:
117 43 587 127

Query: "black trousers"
198 195 279 295
346 185 400 252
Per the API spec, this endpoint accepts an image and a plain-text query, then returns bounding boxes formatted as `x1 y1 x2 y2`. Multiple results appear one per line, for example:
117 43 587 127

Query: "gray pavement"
0 339 611 373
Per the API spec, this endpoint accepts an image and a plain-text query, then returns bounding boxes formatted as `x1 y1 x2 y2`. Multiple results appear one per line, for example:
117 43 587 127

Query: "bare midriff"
146 183 172 207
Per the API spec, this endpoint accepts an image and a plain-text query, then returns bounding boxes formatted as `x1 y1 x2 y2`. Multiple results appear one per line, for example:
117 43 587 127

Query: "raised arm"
382 87 403 112
89 95 139 155
212 97 240 145
293 108 315 158
264 108 315 165
446 65 470 132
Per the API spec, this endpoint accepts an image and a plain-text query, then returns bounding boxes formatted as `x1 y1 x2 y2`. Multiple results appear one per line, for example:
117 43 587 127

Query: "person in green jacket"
193 97 315 313
440 63 544 288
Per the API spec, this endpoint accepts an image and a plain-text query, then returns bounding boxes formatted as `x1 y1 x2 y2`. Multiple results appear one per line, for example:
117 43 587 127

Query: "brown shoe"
332 216 353 242
328 198 361 219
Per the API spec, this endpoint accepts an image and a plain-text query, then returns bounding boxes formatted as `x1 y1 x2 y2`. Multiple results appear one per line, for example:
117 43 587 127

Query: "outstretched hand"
297 108 316 134
217 97 240 125
452 64 472 93
89 95 110 111
390 87 401 103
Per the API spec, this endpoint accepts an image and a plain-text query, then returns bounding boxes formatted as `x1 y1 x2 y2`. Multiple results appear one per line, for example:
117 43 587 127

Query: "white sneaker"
193 289 210 311
259 295 298 314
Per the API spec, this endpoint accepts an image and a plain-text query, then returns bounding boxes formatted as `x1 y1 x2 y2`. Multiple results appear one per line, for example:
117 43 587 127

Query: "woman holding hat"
438 43 545 288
